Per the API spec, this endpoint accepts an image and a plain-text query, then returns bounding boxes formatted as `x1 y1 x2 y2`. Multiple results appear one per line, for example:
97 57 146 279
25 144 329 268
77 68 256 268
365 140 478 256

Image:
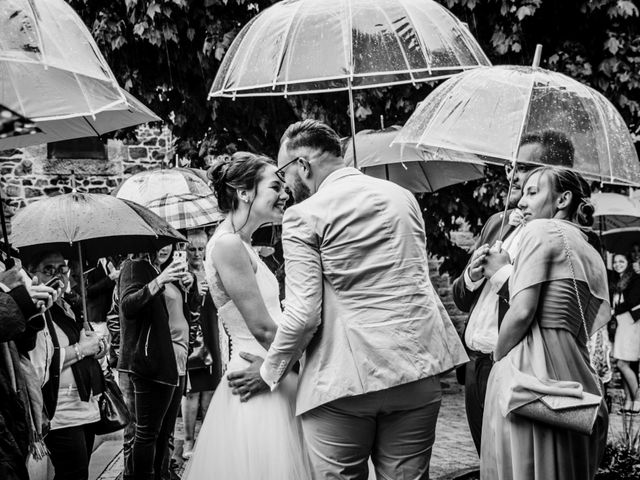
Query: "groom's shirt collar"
318 167 361 192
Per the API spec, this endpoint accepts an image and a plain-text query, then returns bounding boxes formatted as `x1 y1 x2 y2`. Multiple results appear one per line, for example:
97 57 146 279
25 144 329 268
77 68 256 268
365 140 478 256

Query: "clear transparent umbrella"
114 168 215 207
394 65 640 186
0 0 158 148
209 0 490 164
1 0 123 121
343 126 485 192
210 0 489 96
0 89 159 149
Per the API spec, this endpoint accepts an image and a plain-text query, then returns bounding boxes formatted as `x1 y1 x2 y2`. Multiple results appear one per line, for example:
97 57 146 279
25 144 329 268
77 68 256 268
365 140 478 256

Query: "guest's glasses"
37 264 70 276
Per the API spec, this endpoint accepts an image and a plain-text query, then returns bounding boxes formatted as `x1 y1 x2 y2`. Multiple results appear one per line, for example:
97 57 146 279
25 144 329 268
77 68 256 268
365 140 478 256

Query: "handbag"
511 223 603 436
94 368 131 435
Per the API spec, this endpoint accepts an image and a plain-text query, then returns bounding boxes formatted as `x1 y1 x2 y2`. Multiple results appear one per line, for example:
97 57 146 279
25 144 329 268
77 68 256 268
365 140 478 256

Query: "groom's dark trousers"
452 210 515 454
301 377 441 480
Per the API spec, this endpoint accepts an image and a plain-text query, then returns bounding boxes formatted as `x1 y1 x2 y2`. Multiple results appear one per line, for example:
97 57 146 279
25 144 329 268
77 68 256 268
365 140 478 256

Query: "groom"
228 120 467 479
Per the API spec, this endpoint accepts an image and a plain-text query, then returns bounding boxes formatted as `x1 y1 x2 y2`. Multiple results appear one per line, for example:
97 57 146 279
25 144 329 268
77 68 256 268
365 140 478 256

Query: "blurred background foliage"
68 0 640 275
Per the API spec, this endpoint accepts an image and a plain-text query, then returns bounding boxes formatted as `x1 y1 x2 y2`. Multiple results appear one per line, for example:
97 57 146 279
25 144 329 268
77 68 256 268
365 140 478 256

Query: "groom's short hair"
281 120 342 158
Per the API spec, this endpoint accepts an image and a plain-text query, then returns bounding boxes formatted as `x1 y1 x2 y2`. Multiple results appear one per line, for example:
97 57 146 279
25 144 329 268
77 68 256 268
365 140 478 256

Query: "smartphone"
106 261 116 274
45 277 63 290
173 250 187 264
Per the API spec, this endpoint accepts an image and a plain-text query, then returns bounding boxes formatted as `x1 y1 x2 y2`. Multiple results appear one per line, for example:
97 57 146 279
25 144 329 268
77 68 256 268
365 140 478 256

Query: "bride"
183 152 312 479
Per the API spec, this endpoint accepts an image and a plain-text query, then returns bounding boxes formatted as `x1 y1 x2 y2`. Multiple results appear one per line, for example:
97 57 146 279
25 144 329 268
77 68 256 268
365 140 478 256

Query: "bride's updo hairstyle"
207 152 274 213
525 166 594 227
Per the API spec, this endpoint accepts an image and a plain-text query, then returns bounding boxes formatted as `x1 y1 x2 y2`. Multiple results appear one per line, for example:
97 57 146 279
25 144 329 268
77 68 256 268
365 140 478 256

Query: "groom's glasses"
275 157 302 183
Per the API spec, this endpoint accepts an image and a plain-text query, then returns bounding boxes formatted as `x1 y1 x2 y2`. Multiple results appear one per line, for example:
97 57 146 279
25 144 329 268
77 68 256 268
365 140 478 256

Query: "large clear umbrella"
0 0 128 127
209 0 490 164
11 192 186 327
343 126 485 192
0 89 159 149
394 64 640 186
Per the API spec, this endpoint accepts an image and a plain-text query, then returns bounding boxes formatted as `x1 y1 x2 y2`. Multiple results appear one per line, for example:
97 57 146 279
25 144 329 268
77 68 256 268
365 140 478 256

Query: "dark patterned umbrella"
11 192 186 327
0 103 40 140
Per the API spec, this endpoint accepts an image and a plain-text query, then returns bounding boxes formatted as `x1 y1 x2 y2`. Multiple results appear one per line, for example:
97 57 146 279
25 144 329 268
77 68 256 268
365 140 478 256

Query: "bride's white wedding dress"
183 231 312 480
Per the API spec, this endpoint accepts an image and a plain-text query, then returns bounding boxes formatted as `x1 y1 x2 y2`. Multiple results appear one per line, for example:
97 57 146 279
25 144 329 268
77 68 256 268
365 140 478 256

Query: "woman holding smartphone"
118 244 200 480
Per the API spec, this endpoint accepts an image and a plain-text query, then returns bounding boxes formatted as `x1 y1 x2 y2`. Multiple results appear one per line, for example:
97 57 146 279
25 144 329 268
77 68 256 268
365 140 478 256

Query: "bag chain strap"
556 223 603 398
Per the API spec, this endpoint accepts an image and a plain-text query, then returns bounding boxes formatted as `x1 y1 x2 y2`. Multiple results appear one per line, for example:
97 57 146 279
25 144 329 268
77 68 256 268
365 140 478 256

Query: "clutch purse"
94 369 131 435
510 224 602 436
513 390 602 435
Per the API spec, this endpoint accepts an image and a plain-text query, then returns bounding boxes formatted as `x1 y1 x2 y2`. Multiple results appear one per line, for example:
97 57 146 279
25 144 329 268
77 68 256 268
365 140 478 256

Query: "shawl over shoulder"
510 219 610 334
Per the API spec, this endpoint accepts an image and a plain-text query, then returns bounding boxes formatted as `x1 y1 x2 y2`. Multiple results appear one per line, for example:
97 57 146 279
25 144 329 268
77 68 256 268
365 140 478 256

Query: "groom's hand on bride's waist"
227 352 269 402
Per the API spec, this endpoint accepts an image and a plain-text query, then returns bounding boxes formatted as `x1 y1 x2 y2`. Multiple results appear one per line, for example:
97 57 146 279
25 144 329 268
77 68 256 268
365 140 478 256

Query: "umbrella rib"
271 0 306 89
281 0 313 95
26 0 47 67
416 76 464 150
234 15 272 96
588 88 614 184
441 7 485 67
346 0 355 79
512 69 537 163
417 158 434 191
340 0 351 77
375 4 416 84
395 0 432 73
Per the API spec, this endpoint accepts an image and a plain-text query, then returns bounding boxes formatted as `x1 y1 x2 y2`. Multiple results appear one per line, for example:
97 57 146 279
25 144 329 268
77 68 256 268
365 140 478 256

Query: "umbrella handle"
76 243 91 330
498 159 519 239
348 78 358 169
532 44 543 68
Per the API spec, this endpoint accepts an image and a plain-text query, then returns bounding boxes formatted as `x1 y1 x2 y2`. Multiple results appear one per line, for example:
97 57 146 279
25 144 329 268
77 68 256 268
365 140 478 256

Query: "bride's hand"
227 352 269 402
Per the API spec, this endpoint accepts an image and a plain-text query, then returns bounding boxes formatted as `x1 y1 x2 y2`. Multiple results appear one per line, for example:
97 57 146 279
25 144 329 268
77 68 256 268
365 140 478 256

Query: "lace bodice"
205 231 283 363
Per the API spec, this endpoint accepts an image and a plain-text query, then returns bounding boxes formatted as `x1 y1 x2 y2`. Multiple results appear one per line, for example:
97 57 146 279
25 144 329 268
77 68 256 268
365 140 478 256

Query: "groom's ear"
298 157 312 179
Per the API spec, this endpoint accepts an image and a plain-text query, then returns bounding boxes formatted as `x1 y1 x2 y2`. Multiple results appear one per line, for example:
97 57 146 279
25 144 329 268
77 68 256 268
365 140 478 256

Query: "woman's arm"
61 330 102 368
494 284 541 360
616 275 640 320
211 235 276 350
119 260 158 317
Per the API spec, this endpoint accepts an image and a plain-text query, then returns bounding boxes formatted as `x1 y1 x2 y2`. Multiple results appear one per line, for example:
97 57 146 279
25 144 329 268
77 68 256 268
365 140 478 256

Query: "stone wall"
0 125 171 210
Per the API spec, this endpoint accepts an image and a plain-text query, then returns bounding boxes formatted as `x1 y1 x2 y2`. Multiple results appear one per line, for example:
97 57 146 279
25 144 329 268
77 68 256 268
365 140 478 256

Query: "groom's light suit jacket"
261 167 468 415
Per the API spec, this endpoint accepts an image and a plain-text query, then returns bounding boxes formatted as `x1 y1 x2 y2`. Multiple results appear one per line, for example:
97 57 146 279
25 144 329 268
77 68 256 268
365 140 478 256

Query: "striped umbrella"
146 193 224 230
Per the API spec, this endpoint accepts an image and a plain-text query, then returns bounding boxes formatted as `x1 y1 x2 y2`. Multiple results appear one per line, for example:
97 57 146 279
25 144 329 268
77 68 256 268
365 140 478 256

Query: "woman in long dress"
481 167 609 480
183 152 312 480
